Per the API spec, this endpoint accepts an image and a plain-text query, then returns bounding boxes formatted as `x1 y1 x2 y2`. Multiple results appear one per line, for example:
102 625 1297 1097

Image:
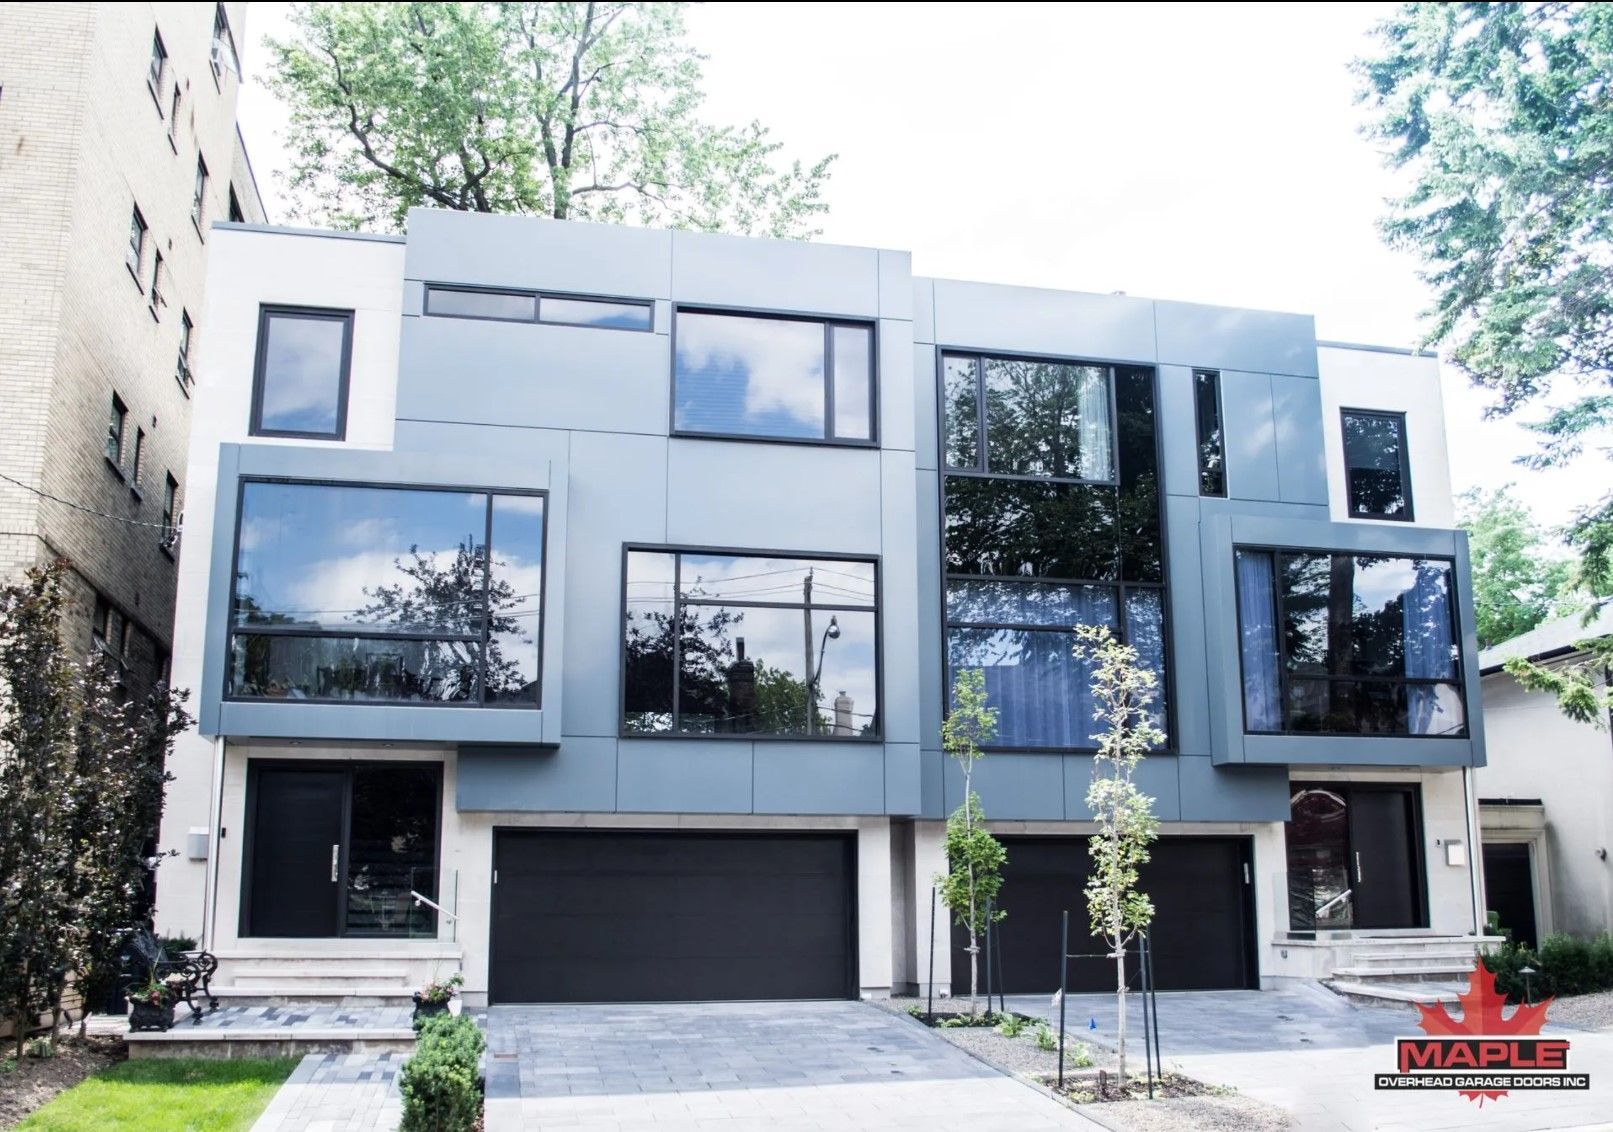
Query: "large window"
250 306 353 439
943 361 1166 749
673 311 875 444
1341 409 1412 520
1235 549 1464 736
229 481 545 707
622 548 879 738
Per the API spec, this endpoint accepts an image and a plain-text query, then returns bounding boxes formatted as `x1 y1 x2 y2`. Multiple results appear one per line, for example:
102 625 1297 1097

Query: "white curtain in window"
1236 550 1281 731
1076 368 1113 481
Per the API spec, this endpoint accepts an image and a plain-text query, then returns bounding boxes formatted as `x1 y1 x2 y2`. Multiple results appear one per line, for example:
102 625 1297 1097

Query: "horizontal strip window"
623 547 879 739
1234 547 1464 737
228 480 546 708
424 284 653 331
944 577 1166 750
673 309 876 445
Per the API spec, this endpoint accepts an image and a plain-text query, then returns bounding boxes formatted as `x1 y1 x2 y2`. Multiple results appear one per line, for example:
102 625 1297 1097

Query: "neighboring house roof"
1479 601 1613 674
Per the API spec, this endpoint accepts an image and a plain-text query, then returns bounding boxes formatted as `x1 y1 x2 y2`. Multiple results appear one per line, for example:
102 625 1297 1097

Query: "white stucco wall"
1317 345 1455 529
1476 669 1613 937
154 227 405 942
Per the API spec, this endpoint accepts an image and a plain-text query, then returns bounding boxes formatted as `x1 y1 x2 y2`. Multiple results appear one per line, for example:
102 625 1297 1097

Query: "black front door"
1483 842 1538 949
1286 782 1425 931
244 765 345 937
243 761 443 938
1349 787 1422 929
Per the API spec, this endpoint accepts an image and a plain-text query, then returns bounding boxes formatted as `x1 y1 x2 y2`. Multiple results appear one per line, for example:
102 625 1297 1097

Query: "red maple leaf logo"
1414 957 1554 1105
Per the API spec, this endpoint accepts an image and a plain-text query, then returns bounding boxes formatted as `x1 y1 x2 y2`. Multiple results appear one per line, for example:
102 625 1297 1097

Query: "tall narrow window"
161 474 179 546
147 30 167 103
1342 409 1413 520
148 250 165 314
105 395 127 465
92 596 115 652
672 310 876 443
250 306 354 439
191 155 209 230
126 207 147 279
131 428 146 488
1194 369 1226 496
176 310 194 389
228 185 245 223
167 85 182 145
211 5 238 80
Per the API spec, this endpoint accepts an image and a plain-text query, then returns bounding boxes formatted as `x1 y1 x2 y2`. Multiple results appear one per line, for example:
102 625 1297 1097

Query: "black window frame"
249 305 355 441
228 185 245 223
423 283 654 332
670 306 879 448
161 472 179 551
935 347 1172 753
176 309 194 392
617 543 883 742
225 477 549 710
1340 408 1414 522
1232 544 1467 739
147 28 167 108
210 3 238 85
191 153 209 233
167 84 182 149
126 205 147 285
130 427 146 492
1194 368 1226 497
148 249 165 317
105 393 128 470
939 349 1121 487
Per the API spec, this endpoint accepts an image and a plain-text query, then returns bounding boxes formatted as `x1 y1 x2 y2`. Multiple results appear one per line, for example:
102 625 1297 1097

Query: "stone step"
1328 978 1464 1007
125 1027 416 1059
1343 951 1481 967
211 985 417 1007
227 966 413 985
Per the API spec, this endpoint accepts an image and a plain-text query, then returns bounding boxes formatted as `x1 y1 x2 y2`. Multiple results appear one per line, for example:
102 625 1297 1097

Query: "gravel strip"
1546 989 1613 1030
879 997 1293 1131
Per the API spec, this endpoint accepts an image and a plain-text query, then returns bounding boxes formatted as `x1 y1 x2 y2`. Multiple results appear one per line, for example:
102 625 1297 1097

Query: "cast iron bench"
123 928 218 1025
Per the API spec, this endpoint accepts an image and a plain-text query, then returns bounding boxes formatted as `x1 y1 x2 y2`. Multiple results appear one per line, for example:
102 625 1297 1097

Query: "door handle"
1355 851 1363 884
331 844 340 884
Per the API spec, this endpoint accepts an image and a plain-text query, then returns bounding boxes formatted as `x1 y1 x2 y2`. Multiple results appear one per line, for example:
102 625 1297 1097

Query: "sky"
234 2 1600 538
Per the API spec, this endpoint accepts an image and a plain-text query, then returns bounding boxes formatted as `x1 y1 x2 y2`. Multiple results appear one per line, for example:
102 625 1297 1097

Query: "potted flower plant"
412 972 463 1022
128 977 175 1032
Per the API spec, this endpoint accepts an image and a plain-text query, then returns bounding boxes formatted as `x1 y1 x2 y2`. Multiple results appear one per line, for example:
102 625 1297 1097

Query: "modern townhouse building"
0 2 265 689
154 210 1489 1007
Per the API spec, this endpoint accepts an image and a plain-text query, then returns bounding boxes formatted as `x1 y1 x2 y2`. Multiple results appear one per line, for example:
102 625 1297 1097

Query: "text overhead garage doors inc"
490 830 856 1004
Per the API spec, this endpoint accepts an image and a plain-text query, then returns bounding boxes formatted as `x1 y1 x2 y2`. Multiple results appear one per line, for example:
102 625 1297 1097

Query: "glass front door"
1285 782 1425 931
243 761 442 938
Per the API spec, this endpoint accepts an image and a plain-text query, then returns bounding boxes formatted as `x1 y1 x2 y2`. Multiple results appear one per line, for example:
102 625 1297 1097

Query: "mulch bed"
0 1034 125 1128
1041 1068 1222 1103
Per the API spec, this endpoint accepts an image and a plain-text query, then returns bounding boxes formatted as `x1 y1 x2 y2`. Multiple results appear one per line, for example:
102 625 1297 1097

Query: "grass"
16 1058 298 1132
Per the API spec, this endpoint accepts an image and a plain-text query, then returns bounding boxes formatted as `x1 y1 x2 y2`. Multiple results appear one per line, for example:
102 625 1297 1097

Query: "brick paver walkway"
483 999 1097 1130
250 1051 405 1132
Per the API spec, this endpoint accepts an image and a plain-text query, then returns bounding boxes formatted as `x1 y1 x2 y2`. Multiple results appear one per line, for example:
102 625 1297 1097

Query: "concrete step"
211 985 417 1007
1342 952 1481 969
1328 978 1464 1007
1331 964 1479 981
228 967 412 985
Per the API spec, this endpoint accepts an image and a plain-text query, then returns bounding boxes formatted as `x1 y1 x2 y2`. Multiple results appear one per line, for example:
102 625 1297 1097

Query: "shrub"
1484 933 1613 1002
1033 1022 1057 1052
1482 937 1541 1002
400 1013 485 1132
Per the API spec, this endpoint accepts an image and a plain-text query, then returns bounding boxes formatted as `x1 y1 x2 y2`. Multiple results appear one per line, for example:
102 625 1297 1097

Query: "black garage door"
950 836 1256 993
491 830 856 1004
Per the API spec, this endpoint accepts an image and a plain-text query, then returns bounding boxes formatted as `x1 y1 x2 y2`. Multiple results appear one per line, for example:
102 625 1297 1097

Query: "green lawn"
17 1058 298 1132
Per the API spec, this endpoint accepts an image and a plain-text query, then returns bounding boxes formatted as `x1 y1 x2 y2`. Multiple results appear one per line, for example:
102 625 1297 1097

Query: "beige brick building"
0 2 265 690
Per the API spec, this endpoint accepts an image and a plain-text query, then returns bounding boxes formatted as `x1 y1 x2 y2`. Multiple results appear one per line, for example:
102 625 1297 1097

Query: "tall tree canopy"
267 2 834 235
1457 486 1580 649
1357 3 1613 706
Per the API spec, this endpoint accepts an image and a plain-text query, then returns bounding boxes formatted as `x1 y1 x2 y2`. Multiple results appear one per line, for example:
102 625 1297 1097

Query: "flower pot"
412 994 450 1023
129 999 175 1032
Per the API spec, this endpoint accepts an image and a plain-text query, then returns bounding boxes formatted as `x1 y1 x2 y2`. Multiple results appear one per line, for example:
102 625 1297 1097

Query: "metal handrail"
1316 888 1352 918
410 890 459 923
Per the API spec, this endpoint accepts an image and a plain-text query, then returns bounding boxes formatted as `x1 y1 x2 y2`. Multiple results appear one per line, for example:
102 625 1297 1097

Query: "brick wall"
0 2 256 688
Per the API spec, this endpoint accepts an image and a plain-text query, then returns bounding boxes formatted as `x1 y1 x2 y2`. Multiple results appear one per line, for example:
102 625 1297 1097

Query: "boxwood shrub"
1483 933 1613 1001
400 1012 486 1132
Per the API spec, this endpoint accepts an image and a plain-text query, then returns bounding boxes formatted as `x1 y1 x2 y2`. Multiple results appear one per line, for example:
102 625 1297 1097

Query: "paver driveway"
1007 985 1613 1132
482 999 1097 1130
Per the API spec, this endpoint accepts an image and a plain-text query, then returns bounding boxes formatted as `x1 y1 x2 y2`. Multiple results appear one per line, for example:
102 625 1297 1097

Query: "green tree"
1078 624 1163 1090
1356 3 1613 713
1458 486 1579 648
267 2 834 234
934 667 1005 1020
